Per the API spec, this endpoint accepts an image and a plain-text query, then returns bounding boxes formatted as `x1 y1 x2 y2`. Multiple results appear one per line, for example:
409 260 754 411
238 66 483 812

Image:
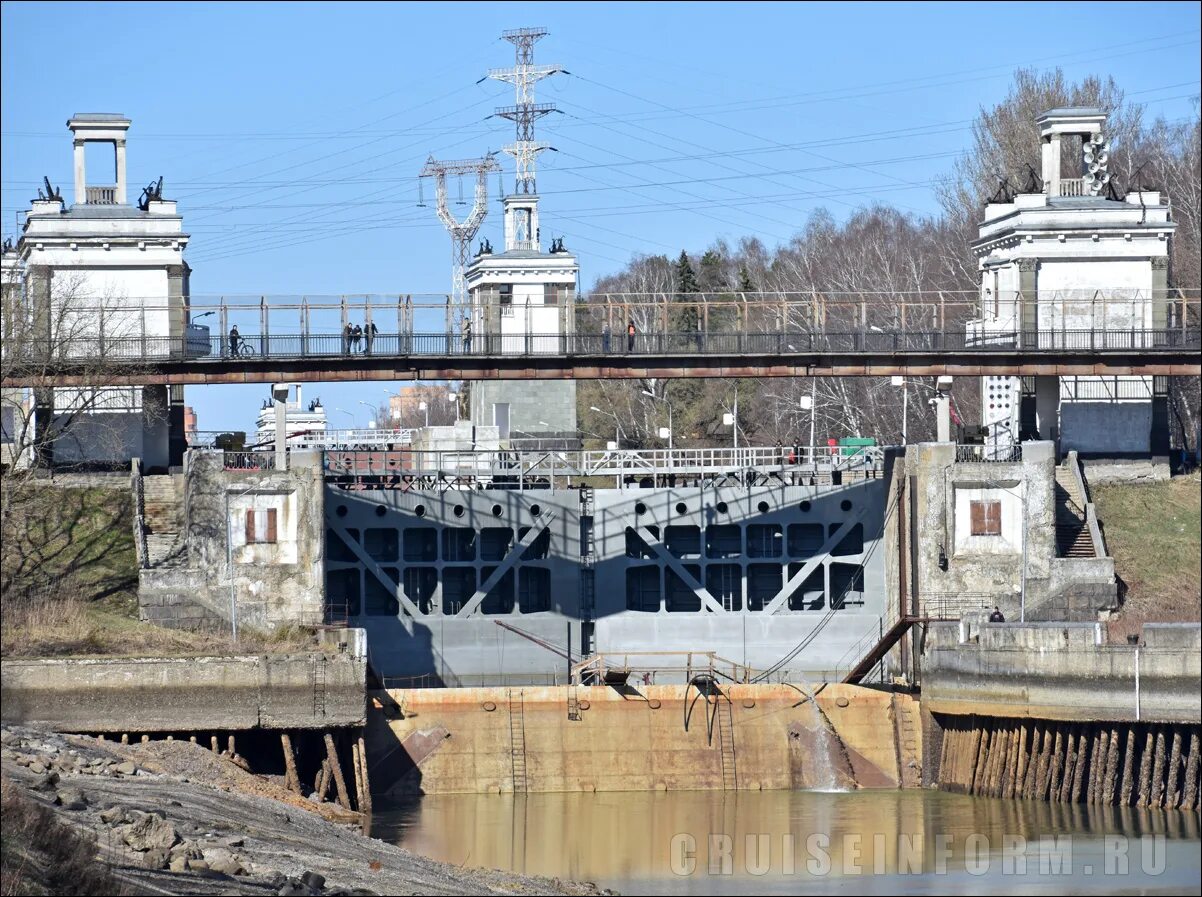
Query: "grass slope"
1092 473 1201 638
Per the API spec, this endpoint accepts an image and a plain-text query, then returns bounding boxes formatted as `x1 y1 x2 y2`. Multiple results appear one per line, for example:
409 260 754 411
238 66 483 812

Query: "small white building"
16 113 191 471
969 107 1174 462
254 385 327 447
465 193 579 445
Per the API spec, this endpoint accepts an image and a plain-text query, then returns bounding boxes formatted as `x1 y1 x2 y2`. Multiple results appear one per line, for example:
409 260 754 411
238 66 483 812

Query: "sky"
2 0 1199 433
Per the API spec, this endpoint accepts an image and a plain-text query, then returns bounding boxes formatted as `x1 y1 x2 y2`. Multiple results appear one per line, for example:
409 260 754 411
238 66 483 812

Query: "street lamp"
589 405 625 449
333 407 356 429
642 389 673 449
357 400 376 430
447 392 460 423
418 400 429 427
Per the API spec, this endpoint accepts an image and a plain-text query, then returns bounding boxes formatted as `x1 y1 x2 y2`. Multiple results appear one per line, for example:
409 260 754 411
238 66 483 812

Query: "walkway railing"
5 326 1197 366
319 443 886 483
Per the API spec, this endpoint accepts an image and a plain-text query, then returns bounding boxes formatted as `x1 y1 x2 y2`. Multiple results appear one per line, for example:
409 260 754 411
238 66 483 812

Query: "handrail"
130 458 149 569
3 326 1198 368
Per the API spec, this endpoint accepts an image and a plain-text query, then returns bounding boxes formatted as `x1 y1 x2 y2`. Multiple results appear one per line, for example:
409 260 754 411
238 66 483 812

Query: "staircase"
1054 465 1094 558
716 696 738 791
509 689 528 794
141 474 186 568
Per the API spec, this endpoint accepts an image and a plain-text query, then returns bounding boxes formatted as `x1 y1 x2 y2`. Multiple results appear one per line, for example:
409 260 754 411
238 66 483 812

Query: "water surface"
372 789 1201 895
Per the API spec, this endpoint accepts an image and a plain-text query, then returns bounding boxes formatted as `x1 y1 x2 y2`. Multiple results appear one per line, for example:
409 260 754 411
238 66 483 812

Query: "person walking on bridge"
228 325 240 358
627 320 636 353
602 320 612 353
343 322 353 355
462 316 473 354
364 320 377 355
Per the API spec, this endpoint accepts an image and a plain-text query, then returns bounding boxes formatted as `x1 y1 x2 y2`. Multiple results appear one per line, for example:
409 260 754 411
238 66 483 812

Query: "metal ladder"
571 484 596 722
311 655 328 719
892 694 921 788
509 689 528 793
716 695 738 791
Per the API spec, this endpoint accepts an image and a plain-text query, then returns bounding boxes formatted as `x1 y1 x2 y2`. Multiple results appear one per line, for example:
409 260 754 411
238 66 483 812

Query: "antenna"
488 27 565 194
417 178 426 208
419 153 503 311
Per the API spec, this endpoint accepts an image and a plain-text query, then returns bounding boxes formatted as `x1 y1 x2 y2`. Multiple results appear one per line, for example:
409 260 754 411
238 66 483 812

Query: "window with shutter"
970 500 1002 536
244 508 280 545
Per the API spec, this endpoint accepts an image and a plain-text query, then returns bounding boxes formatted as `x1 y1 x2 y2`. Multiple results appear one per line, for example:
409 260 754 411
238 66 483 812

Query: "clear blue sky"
3 1 1199 433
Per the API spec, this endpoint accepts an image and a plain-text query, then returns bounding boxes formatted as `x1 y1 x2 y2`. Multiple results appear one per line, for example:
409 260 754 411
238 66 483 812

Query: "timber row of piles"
938 716 1201 810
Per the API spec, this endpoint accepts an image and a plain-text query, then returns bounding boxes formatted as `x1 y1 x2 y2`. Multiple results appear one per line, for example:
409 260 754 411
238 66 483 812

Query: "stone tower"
18 114 191 471
970 107 1174 466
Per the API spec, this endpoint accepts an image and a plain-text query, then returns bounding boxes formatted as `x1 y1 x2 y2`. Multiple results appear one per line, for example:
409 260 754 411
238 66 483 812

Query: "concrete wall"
139 449 325 630
922 621 1201 724
367 682 920 795
903 441 1115 622
0 653 365 732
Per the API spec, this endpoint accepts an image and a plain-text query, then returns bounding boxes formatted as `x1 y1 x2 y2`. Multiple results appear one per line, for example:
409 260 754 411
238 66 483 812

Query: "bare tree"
2 268 157 606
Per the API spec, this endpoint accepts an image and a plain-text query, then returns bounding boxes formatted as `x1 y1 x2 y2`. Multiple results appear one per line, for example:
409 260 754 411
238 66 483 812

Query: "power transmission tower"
488 27 565 195
419 153 502 312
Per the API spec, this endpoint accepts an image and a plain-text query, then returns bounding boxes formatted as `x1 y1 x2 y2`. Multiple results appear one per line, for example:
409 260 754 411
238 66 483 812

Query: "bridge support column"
141 385 170 473
168 385 186 468
1033 376 1059 449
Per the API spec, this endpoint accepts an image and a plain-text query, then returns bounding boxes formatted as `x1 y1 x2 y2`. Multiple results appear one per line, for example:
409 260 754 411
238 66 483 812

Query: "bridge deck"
4 327 1198 386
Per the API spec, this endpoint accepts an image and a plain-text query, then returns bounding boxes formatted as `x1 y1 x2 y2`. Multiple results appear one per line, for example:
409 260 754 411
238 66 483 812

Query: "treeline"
576 69 1201 450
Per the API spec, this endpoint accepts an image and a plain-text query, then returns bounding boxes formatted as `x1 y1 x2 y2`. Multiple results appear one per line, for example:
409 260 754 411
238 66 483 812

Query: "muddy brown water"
371 789 1201 894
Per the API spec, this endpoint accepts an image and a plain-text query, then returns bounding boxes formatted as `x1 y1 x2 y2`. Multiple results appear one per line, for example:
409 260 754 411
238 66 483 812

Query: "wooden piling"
1048 726 1065 803
1166 729 1183 809
1040 723 1059 800
121 734 129 745
315 758 331 801
324 733 352 810
1182 732 1199 811
1062 721 1081 798
971 724 989 795
1137 728 1155 807
189 735 197 745
211 735 219 753
140 734 149 744
228 734 236 756
1102 726 1121 805
357 736 372 816
1013 722 1031 800
281 733 302 795
1119 727 1137 806
1150 728 1167 808
1070 726 1088 804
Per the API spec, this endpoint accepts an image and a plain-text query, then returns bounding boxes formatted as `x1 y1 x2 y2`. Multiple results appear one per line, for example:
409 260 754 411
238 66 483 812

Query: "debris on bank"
1 725 614 896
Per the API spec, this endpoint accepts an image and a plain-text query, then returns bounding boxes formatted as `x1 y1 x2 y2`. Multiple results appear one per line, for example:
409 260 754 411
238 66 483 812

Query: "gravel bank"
1 725 613 896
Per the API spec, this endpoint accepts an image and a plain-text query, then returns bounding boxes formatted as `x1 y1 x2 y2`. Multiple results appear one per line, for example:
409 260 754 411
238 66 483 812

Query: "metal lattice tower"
419 153 502 310
488 27 564 195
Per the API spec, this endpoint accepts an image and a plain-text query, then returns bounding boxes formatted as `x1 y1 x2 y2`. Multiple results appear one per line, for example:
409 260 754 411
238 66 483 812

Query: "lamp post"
642 389 673 450
447 392 460 423
589 405 625 449
357 400 376 430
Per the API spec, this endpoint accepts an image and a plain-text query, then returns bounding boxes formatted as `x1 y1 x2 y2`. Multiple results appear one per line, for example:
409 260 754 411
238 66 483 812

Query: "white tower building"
464 28 578 446
970 107 1174 464
465 198 579 444
17 114 191 471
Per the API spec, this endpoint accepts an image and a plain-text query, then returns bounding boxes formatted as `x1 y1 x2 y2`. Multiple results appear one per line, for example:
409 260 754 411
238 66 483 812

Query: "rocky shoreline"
1 725 613 896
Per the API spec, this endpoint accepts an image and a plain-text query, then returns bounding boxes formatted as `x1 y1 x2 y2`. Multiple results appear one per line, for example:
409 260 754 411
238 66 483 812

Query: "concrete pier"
0 653 366 733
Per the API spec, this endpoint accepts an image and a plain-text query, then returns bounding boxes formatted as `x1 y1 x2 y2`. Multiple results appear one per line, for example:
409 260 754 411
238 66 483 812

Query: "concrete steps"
1054 466 1094 558
140 474 184 568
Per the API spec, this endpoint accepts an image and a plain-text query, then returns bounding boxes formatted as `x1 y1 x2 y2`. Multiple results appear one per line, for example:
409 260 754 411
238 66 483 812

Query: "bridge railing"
4 326 1198 366
318 443 887 483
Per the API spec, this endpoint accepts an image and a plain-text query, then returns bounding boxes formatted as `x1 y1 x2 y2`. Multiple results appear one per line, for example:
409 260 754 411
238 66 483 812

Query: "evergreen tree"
675 250 699 295
737 264 756 292
698 250 725 293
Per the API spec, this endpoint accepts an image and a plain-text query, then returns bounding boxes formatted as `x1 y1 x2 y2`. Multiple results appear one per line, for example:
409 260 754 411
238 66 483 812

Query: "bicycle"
231 342 256 358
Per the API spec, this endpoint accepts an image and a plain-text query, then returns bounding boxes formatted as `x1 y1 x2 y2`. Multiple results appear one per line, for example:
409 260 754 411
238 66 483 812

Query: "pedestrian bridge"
3 290 1198 386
